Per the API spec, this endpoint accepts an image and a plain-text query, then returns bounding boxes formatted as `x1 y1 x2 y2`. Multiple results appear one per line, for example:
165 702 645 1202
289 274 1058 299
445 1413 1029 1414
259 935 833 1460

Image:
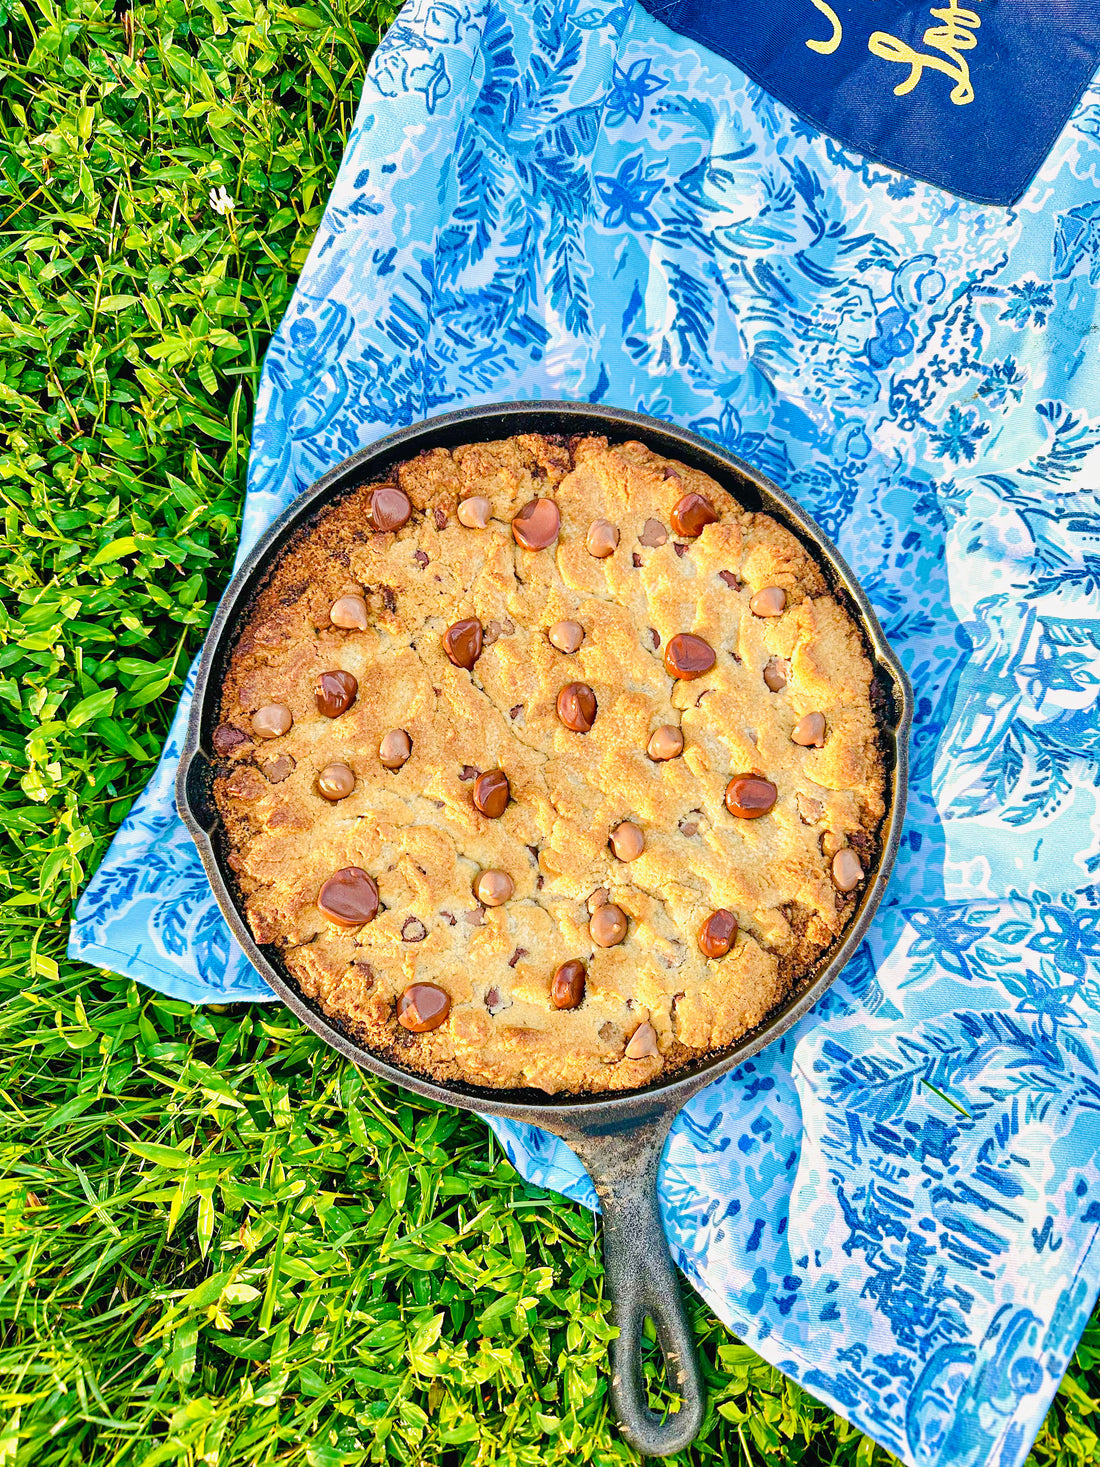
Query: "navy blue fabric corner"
637 0 1100 204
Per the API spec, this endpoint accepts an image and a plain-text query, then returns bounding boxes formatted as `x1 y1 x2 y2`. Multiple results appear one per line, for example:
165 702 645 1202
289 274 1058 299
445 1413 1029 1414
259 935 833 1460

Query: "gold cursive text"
868 0 982 106
806 0 842 56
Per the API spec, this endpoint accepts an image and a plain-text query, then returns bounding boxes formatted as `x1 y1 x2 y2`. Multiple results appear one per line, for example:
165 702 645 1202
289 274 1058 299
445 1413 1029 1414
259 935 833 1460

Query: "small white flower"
209 186 235 216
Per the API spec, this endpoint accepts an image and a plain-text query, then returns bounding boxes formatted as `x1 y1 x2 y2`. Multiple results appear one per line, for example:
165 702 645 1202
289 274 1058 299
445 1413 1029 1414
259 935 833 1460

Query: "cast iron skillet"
177 402 911 1457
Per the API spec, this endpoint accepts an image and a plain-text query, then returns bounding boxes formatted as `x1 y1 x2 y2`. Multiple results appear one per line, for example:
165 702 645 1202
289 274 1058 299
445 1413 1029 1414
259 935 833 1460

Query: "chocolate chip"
750 586 786 617
318 867 379 927
413 549 429 569
671 492 718 538
792 712 826 747
551 959 586 1010
433 507 447 530
317 762 355 800
586 519 619 558
442 618 483 670
510 704 523 720
226 767 265 801
556 682 597 733
632 552 643 568
718 570 740 589
797 792 824 824
316 672 357 718
638 518 667 548
512 497 560 550
648 628 661 650
678 817 699 837
508 947 528 968
382 587 397 614
526 844 540 864
473 769 510 818
674 543 688 558
252 703 292 739
624 1021 659 1059
369 485 413 532
548 619 584 653
330 594 370 630
698 909 738 958
590 903 628 948
397 983 450 1032
664 633 715 680
441 910 457 926
663 466 681 481
401 916 427 942
609 821 644 862
485 985 510 1015
463 907 484 926
763 657 789 692
457 495 491 529
832 848 864 892
459 764 478 782
262 754 296 784
213 723 248 754
725 775 778 819
474 869 514 906
378 729 412 769
647 725 684 761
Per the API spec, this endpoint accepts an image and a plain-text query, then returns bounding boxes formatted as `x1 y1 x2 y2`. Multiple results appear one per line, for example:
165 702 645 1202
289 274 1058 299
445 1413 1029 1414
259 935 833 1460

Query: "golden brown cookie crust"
213 433 886 1094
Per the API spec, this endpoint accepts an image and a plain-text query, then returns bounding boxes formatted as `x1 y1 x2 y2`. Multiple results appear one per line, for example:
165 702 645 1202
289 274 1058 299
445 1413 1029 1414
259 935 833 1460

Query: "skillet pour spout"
176 401 912 1456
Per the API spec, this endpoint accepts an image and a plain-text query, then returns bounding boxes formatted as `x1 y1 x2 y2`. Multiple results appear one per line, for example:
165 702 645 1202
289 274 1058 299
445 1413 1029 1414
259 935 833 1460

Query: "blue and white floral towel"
72 2 1100 1463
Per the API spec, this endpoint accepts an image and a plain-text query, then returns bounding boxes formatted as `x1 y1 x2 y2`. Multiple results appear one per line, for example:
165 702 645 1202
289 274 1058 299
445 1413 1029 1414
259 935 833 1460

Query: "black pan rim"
176 400 913 1127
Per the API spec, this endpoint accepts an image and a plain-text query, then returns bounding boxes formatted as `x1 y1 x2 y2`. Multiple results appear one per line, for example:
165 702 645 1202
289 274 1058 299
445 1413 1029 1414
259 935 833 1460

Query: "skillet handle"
564 1112 705 1457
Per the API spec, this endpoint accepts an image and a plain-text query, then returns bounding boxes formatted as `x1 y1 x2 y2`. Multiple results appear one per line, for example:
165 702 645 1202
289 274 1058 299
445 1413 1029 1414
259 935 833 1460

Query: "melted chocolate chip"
459 764 478 782
262 754 296 784
698 909 738 958
632 552 643 568
512 497 560 550
510 703 523 720
750 585 786 617
318 867 379 927
413 549 429 568
401 916 427 943
508 947 528 968
382 586 397 614
664 633 716 680
725 775 778 819
718 570 740 589
316 670 357 717
442 618 483 670
673 542 688 558
317 762 354 800
763 657 789 692
369 485 413 532
433 507 447 530
472 769 510 818
649 628 661 649
792 712 827 747
214 723 248 754
670 492 718 538
330 594 370 630
556 682 597 733
590 903 628 948
397 983 451 1032
551 959 586 1010
638 518 667 548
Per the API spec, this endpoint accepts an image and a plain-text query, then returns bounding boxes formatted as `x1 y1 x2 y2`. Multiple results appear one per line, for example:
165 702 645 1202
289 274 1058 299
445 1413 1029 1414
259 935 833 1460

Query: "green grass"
1 0 1100 1462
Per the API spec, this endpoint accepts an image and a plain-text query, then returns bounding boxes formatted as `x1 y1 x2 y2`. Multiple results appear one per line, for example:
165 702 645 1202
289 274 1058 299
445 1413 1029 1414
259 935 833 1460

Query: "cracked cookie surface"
213 433 886 1094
